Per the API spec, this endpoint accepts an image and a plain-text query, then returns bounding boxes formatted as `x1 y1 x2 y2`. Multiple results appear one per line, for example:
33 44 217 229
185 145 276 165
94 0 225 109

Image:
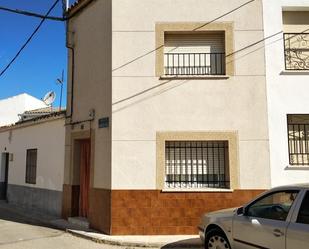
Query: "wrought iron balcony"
284 33 309 70
164 53 225 76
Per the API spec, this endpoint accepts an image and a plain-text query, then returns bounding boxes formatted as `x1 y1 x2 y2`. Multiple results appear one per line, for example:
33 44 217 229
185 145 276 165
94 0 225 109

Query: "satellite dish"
43 91 56 106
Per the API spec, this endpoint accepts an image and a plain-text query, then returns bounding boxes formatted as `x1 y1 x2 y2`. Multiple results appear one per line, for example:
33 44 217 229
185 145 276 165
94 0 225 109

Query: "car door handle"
273 229 284 237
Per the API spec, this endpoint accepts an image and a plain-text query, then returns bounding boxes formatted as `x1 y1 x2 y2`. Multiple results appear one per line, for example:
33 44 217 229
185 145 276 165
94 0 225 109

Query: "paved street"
0 202 129 249
0 219 122 249
0 219 202 249
0 202 202 249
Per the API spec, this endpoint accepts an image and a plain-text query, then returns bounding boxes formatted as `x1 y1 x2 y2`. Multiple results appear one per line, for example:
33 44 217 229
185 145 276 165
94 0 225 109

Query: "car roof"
271 183 309 191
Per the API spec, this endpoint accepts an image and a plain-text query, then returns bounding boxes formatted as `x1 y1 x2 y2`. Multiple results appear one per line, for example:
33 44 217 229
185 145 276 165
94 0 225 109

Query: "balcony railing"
284 33 309 70
164 53 225 76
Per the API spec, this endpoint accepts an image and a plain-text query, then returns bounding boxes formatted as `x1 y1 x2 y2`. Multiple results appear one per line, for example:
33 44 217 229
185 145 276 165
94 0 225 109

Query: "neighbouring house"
0 93 47 126
0 107 65 216
262 1 309 187
63 0 271 235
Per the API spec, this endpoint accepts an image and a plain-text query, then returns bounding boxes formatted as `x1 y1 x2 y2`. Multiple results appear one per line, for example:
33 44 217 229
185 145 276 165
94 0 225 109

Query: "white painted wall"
111 0 270 190
0 118 65 191
65 0 112 189
263 0 309 187
0 93 47 126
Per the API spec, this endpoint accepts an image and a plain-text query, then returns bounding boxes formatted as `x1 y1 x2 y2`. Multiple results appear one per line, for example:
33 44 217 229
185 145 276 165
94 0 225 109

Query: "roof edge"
0 111 66 132
67 0 95 17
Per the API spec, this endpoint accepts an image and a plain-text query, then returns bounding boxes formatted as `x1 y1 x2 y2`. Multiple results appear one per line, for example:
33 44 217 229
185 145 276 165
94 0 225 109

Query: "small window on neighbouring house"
25 149 37 184
164 32 226 76
165 141 229 189
287 114 309 165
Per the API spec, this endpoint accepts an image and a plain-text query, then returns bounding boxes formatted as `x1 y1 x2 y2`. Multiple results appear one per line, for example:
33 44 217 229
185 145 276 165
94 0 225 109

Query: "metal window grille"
164 53 226 76
288 115 309 165
284 33 309 70
25 149 37 184
165 141 229 189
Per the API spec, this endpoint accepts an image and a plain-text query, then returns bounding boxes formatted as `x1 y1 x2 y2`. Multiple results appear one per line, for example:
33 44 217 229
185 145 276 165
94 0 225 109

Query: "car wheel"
205 228 231 249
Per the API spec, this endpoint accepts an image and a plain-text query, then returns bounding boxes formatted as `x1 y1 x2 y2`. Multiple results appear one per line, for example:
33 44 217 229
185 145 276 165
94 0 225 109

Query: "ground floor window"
25 149 37 184
288 114 309 165
165 140 229 189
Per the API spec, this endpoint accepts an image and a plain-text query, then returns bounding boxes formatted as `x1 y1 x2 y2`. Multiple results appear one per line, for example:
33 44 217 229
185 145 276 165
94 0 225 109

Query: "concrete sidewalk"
67 230 202 248
0 201 203 248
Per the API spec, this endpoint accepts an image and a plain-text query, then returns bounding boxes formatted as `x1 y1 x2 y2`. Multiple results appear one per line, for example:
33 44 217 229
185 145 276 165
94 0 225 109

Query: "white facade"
262 0 309 187
0 93 47 126
110 0 270 190
0 117 65 191
0 115 65 215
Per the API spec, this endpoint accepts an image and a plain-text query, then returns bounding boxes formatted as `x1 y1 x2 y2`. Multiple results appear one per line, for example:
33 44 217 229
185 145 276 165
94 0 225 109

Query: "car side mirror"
237 206 246 216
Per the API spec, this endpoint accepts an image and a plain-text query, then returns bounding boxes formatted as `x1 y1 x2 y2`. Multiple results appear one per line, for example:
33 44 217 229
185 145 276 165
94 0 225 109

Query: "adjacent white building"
0 93 47 126
0 110 65 216
0 94 65 216
262 0 309 187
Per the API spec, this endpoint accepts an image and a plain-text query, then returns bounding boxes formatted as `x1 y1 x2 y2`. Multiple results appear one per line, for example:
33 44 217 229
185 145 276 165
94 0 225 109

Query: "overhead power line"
0 0 60 78
0 0 95 21
0 6 64 21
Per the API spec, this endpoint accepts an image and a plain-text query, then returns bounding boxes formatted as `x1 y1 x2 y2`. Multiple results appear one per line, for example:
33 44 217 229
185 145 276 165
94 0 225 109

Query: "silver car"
198 184 309 249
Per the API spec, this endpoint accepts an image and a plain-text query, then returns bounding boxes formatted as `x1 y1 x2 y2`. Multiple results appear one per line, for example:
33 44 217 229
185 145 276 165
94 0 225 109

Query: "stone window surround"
155 22 235 77
156 131 240 191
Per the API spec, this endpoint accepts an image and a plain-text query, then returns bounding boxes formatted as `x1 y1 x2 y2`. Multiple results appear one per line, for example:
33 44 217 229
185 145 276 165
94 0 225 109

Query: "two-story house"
62 0 271 235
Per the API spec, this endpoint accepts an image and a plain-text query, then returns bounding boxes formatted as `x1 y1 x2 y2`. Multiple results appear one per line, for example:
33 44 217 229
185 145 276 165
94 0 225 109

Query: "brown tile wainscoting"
88 188 111 234
110 189 264 235
62 187 265 235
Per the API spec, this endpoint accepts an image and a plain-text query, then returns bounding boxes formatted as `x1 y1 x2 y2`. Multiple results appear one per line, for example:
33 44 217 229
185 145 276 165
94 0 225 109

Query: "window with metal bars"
165 141 229 189
284 33 309 70
164 32 226 76
25 149 37 184
282 11 309 70
288 115 309 166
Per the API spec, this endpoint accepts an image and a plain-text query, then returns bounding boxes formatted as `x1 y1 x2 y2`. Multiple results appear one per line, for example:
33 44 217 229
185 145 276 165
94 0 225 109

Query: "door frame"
70 129 94 218
0 153 9 201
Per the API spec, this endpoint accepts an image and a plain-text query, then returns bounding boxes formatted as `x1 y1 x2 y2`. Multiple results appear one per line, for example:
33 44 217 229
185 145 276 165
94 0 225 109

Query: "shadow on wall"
112 79 189 113
161 238 203 249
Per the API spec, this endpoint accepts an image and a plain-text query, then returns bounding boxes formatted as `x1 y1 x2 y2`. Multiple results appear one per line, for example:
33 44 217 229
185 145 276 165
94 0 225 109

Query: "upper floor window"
165 140 229 189
164 32 226 76
287 114 309 165
282 11 309 70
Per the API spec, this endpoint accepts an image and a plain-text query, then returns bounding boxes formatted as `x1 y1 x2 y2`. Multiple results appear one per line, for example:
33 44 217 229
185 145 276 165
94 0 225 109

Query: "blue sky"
0 0 72 107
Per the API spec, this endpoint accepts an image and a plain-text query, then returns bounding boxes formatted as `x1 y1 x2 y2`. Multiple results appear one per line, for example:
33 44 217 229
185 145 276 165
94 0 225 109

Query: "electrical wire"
0 0 60 78
0 6 64 21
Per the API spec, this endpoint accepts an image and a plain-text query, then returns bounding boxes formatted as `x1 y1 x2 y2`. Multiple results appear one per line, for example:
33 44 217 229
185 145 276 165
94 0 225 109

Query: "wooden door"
79 139 91 217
